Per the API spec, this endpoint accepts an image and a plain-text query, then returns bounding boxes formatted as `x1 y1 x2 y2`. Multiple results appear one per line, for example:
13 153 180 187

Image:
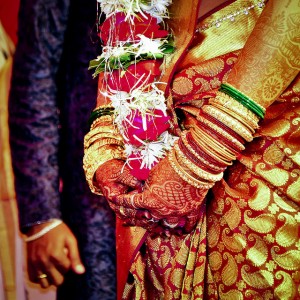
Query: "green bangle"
219 83 265 119
88 107 115 127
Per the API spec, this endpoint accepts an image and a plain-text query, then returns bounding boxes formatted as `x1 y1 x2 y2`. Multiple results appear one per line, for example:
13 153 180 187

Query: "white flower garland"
95 34 169 72
97 0 172 21
124 131 178 169
95 0 177 175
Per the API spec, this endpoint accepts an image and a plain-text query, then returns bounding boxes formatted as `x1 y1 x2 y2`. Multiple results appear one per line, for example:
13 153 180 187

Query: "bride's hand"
94 159 143 200
113 156 207 234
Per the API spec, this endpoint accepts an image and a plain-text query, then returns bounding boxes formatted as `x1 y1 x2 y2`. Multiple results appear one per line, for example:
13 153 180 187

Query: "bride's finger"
116 168 143 191
102 182 128 199
112 192 145 209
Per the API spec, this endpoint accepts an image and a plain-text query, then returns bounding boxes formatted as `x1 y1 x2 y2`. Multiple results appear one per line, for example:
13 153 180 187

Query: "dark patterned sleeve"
8 0 70 232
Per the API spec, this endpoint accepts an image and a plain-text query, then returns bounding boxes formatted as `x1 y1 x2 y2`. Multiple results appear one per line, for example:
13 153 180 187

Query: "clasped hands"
95 157 207 236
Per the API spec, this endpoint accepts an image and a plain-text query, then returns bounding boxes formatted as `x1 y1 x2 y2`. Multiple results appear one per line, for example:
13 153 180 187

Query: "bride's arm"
113 0 300 234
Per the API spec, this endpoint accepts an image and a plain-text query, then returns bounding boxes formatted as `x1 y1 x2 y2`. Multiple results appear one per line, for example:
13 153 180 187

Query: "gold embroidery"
223 198 242 230
260 119 291 137
193 77 211 92
219 285 243 299
276 213 298 247
255 163 289 187
262 76 284 102
287 119 300 148
241 265 274 288
172 77 194 95
207 215 221 248
122 1 300 298
222 229 246 253
235 183 250 196
275 271 297 300
244 211 276 233
227 1 300 107
248 179 271 211
209 252 222 271
193 284 204 298
287 177 300 203
246 234 268 267
273 193 298 213
192 58 225 77
221 252 238 286
263 142 285 164
244 289 269 299
271 248 300 271
171 268 185 289
150 268 164 292
158 246 172 269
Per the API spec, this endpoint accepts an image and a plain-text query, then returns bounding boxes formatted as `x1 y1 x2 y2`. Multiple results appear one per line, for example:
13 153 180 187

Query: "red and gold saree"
116 0 300 299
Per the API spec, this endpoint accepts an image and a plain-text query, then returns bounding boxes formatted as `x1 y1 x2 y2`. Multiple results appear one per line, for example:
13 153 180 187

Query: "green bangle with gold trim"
88 106 114 128
219 83 265 119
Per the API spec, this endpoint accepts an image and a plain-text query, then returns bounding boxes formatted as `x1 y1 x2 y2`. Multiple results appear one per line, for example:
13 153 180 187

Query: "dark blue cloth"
8 0 116 299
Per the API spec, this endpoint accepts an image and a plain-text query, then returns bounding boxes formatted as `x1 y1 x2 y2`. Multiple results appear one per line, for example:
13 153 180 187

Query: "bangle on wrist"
219 83 265 119
24 219 63 242
88 106 114 128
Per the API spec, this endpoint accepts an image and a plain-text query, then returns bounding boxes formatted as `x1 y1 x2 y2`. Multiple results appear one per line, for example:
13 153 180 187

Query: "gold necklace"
196 0 266 33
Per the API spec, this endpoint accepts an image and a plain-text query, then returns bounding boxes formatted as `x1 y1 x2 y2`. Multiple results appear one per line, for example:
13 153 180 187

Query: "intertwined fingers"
116 167 143 191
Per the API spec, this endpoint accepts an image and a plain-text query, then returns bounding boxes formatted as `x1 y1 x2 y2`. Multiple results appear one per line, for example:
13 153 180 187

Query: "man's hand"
26 222 85 288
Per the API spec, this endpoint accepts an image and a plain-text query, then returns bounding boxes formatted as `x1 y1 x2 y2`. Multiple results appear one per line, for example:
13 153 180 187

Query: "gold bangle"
210 100 257 133
92 113 114 123
181 131 225 172
168 147 214 189
191 127 236 161
85 124 118 139
192 126 237 161
202 105 253 142
90 115 115 130
190 130 232 166
222 83 266 113
87 138 124 150
84 125 122 147
174 143 223 182
92 105 113 111
83 145 125 194
213 92 260 123
196 115 245 152
84 132 124 149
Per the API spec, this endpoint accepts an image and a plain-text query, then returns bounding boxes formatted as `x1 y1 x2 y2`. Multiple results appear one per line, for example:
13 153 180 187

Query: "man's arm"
9 0 84 288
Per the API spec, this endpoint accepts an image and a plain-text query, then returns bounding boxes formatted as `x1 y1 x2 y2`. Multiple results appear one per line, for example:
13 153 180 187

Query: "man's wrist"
24 219 63 242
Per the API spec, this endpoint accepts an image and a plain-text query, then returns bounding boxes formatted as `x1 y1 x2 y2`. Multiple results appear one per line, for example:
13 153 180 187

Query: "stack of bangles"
168 82 265 189
83 106 126 194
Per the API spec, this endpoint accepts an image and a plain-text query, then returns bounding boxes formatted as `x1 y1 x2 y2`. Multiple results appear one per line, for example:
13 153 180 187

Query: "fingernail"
75 264 85 274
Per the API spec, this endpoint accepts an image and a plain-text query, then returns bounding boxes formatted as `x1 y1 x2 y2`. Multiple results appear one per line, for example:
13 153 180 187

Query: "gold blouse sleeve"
227 0 300 108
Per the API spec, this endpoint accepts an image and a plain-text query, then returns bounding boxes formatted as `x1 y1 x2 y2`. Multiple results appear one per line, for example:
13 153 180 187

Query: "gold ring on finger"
37 274 48 280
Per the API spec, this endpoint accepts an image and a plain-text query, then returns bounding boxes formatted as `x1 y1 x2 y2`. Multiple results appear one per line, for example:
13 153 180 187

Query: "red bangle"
181 131 225 173
186 131 229 168
178 138 219 174
199 111 245 145
195 121 240 155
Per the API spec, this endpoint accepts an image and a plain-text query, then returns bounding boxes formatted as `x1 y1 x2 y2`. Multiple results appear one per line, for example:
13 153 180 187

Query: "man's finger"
36 273 50 289
65 237 85 274
45 265 65 286
49 247 71 274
